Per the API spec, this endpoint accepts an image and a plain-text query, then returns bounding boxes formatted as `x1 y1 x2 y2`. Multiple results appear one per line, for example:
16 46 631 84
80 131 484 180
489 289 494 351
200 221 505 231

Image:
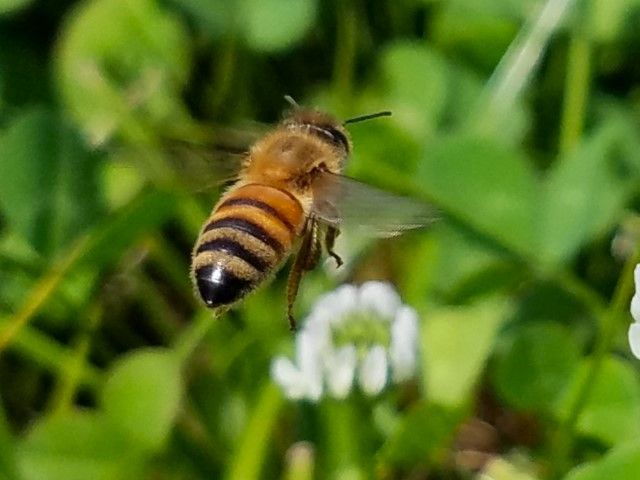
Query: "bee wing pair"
310 171 438 237
157 139 439 236
282 171 437 331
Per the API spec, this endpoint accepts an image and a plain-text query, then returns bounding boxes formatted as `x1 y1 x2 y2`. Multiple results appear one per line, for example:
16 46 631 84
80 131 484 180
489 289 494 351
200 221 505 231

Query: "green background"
2 0 640 478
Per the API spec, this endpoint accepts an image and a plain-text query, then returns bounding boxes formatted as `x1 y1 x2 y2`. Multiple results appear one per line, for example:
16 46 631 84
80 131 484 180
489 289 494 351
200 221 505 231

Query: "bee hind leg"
286 221 321 332
324 226 343 268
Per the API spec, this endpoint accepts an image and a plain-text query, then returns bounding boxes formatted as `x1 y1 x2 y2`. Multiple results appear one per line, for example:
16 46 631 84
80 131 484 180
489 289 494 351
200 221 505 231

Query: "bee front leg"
324 226 343 268
286 221 320 331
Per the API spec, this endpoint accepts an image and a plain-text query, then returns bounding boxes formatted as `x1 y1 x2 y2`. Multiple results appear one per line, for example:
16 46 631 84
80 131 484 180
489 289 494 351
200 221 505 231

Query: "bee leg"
303 220 322 270
286 262 303 332
324 226 343 268
286 221 322 331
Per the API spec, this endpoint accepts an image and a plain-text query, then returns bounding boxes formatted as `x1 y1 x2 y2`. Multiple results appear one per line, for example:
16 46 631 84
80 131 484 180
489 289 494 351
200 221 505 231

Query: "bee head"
281 96 391 159
282 107 352 157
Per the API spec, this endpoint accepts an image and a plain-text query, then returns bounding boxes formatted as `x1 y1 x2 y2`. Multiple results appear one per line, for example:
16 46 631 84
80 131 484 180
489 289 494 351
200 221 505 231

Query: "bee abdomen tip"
195 265 252 307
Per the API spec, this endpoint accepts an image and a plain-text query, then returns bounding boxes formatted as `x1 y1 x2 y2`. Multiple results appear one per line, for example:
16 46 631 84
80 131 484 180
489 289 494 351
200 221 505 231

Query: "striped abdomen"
192 183 304 309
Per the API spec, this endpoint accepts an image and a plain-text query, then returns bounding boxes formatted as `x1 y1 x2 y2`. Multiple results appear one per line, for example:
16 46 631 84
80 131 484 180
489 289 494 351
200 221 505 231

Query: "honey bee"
191 97 436 330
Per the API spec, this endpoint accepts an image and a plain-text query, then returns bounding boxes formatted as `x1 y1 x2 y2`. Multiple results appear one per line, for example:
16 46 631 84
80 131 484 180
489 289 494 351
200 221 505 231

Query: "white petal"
631 265 640 322
632 295 640 324
296 330 324 401
308 284 358 328
328 284 360 325
271 357 306 400
359 346 388 396
324 346 357 399
389 306 419 382
305 296 336 329
629 324 640 359
358 281 401 320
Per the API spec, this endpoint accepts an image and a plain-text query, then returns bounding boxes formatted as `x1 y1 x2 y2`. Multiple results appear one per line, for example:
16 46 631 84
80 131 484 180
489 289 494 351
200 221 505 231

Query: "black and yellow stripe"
192 184 304 308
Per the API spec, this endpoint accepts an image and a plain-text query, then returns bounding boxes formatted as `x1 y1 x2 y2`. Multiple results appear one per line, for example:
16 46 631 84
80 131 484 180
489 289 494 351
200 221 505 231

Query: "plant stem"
558 12 591 156
284 442 315 480
320 399 365 480
333 0 357 107
209 36 237 113
554 269 607 319
551 248 640 475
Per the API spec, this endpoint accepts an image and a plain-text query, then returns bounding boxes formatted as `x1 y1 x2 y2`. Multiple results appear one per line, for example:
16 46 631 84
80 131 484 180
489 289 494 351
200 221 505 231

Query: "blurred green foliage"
1 0 640 478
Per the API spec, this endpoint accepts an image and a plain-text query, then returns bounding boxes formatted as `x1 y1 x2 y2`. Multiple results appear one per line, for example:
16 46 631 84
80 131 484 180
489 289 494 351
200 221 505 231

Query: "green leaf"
0 108 104 257
347 121 422 190
564 441 640 480
431 0 519 69
241 0 317 52
539 124 640 266
422 297 510 406
55 0 191 144
428 225 511 299
17 411 144 480
99 159 145 211
378 42 448 139
0 0 32 15
492 322 581 412
555 357 640 446
442 64 483 130
379 402 464 468
173 0 237 39
589 0 640 42
417 134 538 257
102 348 182 453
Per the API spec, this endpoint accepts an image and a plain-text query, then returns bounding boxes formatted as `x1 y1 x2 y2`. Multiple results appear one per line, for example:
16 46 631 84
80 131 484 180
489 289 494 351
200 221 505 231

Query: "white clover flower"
629 264 640 359
271 281 420 401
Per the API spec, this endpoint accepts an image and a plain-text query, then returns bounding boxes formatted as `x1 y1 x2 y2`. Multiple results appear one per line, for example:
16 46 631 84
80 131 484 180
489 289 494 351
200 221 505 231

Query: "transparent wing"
107 121 264 192
161 122 267 191
163 142 244 191
311 171 438 237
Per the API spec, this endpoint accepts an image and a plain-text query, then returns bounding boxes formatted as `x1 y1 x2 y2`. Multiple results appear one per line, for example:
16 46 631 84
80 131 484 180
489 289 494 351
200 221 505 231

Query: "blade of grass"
0 234 90 352
0 190 176 354
47 301 103 415
224 382 283 480
135 270 182 343
474 0 576 133
147 234 194 302
0 317 101 388
173 310 218 363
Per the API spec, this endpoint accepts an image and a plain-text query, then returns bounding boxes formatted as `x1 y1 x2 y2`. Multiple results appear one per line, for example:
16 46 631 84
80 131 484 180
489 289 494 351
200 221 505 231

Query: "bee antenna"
284 95 300 109
343 110 392 125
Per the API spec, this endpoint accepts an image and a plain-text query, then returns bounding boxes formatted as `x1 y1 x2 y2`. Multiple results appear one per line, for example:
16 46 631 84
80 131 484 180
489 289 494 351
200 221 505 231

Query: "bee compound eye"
326 127 349 153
